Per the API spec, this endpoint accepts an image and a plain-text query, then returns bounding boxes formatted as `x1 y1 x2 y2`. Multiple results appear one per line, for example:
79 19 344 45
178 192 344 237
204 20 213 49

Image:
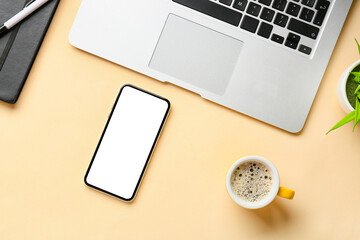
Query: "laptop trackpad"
149 14 244 95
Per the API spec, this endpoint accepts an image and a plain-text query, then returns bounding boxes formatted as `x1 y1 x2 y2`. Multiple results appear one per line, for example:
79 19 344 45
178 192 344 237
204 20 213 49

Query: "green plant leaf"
350 72 360 82
355 77 360 84
356 38 360 56
326 111 355 134
350 72 360 77
354 98 360 131
350 72 360 84
354 85 360 95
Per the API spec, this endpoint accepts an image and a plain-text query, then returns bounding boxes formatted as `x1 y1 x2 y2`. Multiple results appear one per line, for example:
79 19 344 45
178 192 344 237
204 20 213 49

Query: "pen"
0 0 51 37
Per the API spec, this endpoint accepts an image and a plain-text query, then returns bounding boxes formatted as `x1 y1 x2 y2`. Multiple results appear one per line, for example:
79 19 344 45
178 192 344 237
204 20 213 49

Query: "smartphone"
84 85 170 201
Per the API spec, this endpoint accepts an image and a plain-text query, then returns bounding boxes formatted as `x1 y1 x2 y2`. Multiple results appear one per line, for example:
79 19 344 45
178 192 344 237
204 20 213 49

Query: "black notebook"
0 0 59 104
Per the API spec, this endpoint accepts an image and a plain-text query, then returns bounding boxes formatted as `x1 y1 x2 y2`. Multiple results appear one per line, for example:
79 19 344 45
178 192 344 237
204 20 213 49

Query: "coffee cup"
226 156 295 209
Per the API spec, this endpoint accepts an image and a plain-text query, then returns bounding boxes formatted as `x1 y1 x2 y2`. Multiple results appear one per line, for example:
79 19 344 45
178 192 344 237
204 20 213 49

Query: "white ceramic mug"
226 156 294 209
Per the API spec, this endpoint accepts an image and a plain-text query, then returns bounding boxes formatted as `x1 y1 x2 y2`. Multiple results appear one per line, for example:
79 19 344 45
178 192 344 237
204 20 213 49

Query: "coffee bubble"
230 161 273 202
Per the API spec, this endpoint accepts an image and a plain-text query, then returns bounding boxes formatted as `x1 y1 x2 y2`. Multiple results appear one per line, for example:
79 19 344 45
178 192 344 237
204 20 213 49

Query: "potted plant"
327 39 360 134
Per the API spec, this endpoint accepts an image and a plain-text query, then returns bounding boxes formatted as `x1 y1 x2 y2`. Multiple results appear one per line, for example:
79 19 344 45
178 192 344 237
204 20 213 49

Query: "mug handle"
277 187 295 200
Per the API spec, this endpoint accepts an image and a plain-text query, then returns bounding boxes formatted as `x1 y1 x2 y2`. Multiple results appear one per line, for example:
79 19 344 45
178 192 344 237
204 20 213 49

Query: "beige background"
1 0 360 239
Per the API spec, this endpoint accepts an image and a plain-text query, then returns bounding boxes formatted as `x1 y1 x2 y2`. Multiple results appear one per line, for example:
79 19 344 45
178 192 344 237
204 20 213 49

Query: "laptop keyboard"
172 0 331 57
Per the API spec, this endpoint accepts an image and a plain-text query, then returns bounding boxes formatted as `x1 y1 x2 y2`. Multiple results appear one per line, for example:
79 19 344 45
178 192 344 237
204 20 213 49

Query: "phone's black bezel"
84 84 171 202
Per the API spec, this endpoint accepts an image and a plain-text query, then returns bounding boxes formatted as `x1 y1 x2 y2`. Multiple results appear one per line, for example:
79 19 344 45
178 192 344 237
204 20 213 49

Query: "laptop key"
233 0 248 11
172 0 242 26
287 33 300 43
287 18 319 39
286 2 301 17
259 0 272 6
247 2 262 17
260 7 275 22
240 15 260 33
314 0 330 26
219 0 233 6
315 0 330 12
257 22 273 38
285 33 300 49
285 40 297 49
272 0 287 11
271 34 284 44
298 44 312 55
301 0 315 7
285 32 300 49
300 7 314 22
274 13 289 27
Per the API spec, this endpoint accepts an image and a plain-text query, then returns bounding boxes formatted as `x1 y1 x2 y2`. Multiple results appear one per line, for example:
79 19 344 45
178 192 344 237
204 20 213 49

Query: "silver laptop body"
69 0 353 133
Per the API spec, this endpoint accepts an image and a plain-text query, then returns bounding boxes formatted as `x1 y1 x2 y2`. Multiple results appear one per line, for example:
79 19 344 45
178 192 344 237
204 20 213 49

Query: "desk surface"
1 0 360 239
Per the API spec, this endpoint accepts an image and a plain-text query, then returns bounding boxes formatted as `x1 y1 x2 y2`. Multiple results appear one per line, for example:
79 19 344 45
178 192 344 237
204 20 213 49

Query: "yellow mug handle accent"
277 187 295 200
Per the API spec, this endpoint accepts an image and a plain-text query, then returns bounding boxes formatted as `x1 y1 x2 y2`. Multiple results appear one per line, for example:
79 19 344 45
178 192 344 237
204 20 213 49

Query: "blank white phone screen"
85 85 170 201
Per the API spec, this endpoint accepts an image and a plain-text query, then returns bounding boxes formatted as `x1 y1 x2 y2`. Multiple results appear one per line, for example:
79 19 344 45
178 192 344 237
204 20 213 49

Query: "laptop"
69 0 353 133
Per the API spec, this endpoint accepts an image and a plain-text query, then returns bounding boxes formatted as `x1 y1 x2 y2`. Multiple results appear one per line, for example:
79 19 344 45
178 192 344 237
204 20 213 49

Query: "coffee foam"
230 161 273 203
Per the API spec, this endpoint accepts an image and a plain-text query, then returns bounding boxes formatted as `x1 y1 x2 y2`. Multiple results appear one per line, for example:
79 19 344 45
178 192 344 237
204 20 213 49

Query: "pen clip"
25 0 36 8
